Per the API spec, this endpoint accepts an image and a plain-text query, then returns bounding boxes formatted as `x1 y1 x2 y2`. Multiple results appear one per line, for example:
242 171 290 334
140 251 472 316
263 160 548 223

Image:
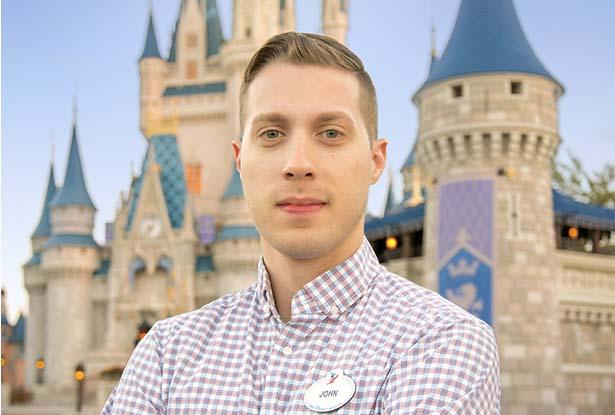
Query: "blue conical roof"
32 164 58 238
50 124 96 210
222 166 243 199
140 10 162 60
418 0 561 92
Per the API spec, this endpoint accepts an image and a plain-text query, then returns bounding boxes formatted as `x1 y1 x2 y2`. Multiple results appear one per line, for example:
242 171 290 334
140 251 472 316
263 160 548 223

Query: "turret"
168 0 225 64
139 8 167 136
414 1 563 412
23 164 57 389
232 0 281 44
41 118 98 394
175 0 206 80
47 122 97 240
322 0 349 44
30 164 58 253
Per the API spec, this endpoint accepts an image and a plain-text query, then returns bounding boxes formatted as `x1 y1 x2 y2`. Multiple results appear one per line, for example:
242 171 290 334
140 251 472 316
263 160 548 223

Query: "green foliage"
553 151 615 208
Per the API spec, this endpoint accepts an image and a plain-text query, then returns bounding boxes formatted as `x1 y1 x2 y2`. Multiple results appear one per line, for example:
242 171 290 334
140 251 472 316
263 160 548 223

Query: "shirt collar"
256 236 381 319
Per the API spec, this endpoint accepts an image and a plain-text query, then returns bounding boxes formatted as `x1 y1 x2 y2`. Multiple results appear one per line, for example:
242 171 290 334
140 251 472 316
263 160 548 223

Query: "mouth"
276 197 327 214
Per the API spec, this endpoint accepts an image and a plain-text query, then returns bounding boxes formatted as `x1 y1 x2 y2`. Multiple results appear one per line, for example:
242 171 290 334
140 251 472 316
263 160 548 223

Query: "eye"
260 130 282 140
322 129 341 140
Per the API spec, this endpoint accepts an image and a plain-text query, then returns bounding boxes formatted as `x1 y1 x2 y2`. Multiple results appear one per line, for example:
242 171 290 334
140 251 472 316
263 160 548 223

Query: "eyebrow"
251 113 288 125
250 111 355 126
314 111 355 124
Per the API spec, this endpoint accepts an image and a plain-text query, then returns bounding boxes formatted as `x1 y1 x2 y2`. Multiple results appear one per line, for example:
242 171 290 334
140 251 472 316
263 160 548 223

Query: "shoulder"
151 283 258 350
376 271 500 411
369 267 496 355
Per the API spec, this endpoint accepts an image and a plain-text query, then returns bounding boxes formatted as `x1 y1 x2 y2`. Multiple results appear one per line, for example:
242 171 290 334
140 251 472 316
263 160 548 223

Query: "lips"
277 197 327 214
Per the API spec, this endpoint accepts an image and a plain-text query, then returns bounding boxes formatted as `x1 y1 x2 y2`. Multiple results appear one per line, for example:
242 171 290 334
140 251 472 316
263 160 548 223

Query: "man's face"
233 62 387 260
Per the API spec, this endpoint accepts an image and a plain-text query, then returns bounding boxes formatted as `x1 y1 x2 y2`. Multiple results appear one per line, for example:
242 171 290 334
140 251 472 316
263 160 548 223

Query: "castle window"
185 163 202 194
482 133 492 158
186 33 197 48
520 134 528 153
511 81 523 95
502 133 511 155
245 27 252 38
451 84 463 98
186 61 197 79
536 135 543 155
463 134 473 157
447 136 455 158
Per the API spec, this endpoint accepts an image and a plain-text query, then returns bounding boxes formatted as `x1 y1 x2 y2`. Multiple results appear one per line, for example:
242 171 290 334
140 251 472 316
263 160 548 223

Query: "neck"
261 227 364 323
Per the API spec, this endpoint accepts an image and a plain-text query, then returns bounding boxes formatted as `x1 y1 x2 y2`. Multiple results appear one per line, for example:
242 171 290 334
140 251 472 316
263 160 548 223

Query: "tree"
553 151 615 208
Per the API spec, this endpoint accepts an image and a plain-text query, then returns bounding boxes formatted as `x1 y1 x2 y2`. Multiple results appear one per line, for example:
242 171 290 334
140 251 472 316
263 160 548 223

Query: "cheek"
329 154 372 198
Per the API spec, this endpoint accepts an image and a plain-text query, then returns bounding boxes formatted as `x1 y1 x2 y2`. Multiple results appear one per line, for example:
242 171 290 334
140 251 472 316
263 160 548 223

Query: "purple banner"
437 179 494 325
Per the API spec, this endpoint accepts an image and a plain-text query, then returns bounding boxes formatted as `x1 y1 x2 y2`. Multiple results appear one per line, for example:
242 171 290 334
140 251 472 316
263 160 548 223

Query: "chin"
263 228 338 260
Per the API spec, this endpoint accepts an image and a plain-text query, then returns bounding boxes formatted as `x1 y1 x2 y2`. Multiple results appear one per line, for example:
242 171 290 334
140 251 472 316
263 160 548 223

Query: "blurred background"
2 0 614 413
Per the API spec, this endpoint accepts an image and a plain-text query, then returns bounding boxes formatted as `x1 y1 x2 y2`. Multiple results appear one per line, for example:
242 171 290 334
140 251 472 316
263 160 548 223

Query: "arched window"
128 257 146 289
157 256 173 273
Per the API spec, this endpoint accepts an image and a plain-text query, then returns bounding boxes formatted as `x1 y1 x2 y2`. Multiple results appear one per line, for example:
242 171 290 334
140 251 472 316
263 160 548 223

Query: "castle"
14 0 615 413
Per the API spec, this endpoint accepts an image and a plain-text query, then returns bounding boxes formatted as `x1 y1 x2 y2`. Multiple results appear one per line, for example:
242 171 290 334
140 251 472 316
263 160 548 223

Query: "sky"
2 0 614 323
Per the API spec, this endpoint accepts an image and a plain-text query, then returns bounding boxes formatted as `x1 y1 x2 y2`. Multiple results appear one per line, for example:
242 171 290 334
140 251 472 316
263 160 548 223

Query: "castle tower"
212 165 261 295
174 0 206 83
139 8 166 136
232 0 283 44
23 163 57 389
104 134 195 353
42 120 99 393
415 0 564 412
322 0 348 44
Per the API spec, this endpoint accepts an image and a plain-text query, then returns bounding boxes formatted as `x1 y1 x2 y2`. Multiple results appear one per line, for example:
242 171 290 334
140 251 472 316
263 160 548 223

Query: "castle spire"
430 24 437 59
418 0 561 91
32 163 58 238
49 116 96 210
140 7 162 60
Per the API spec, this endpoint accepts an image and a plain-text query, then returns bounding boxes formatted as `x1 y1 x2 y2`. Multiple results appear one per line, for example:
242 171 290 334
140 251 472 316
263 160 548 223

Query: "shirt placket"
259 314 324 414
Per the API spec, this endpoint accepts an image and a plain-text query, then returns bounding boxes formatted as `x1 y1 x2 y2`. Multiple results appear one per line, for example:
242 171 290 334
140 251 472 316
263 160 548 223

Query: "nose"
282 136 315 180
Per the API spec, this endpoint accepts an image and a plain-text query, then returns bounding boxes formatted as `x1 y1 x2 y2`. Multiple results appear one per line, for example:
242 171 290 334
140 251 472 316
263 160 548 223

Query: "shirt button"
330 305 340 316
283 346 292 356
262 304 270 316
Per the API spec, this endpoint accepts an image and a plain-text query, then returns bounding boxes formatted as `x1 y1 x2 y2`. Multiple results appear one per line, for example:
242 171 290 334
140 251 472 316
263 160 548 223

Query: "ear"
231 139 242 172
369 138 388 184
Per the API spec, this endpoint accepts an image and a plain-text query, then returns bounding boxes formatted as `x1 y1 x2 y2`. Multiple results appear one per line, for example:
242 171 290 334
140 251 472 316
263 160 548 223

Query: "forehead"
244 62 362 122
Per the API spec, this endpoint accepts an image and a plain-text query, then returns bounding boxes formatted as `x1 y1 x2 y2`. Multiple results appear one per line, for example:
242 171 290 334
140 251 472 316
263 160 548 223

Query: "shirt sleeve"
381 317 501 414
100 322 165 414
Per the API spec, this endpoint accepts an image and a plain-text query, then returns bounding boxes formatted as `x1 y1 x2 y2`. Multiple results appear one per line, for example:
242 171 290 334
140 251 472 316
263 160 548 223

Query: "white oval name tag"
304 369 355 413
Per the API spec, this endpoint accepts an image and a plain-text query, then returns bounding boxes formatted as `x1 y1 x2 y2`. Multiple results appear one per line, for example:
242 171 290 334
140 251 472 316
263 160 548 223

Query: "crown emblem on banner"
447 258 480 277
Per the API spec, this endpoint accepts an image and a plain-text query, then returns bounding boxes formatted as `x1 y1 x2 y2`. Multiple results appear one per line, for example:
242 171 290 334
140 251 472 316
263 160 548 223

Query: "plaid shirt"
101 237 500 414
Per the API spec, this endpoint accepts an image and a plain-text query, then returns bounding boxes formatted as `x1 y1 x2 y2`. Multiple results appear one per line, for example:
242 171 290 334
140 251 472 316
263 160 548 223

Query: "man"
102 32 500 414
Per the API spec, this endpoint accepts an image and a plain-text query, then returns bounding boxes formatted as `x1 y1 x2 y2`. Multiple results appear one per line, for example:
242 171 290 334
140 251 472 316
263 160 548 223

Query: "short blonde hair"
239 32 378 140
